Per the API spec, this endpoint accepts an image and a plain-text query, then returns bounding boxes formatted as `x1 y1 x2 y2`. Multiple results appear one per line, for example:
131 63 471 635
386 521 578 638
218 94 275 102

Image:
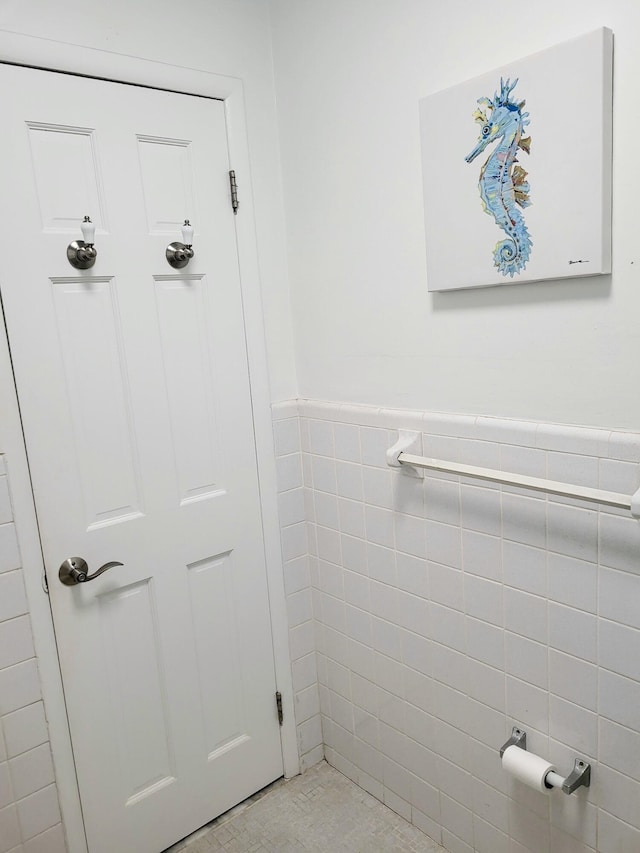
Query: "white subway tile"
314 492 339 529
548 695 597 756
283 556 310 596
0 804 20 853
271 400 299 421
425 478 460 525
364 506 394 549
599 669 640 732
360 428 391 468
472 776 509 832
608 431 640 462
336 461 363 501
0 661 41 716
461 486 502 537
462 530 502 581
440 792 473 845
504 588 547 644
597 808 640 853
16 783 60 841
395 591 429 639
473 815 509 853
277 487 306 527
600 513 640 573
337 498 365 538
547 553 596 613
0 572 27 623
502 493 546 548
458 439 501 471
599 458 640 495
0 763 11 810
272 417 300 457
596 764 640 830
505 632 547 690
437 758 473 812
281 522 307 562
308 419 334 457
536 424 609 457
333 423 361 463
391 469 425 517
547 504 598 563
0 526 20 575
298 714 323 755
396 552 429 599
441 828 473 853
426 521 461 568
345 605 371 647
429 562 463 611
547 452 598 488
1 705 48 760
506 676 549 734
465 658 505 713
474 417 537 447
549 650 596 711
548 827 595 853
548 603 596 663
275 453 302 492
430 604 465 653
287 626 308 673
373 619 402 661
464 575 503 626
0 480 13 527
431 644 467 694
502 541 546 596
394 514 426 559
316 526 340 565
466 618 504 670
8 744 54 801
366 543 395 585
600 619 640 682
362 467 393 509
423 412 475 438
369 581 398 623
311 455 337 493
340 534 366 575
599 717 640 783
0 617 34 671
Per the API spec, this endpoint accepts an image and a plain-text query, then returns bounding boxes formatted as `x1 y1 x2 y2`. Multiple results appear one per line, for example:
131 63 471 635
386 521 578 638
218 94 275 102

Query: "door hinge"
275 691 283 726
42 571 49 595
229 170 239 215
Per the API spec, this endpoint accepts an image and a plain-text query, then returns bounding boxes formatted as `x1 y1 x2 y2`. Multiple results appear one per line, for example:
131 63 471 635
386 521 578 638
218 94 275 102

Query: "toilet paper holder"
500 727 591 795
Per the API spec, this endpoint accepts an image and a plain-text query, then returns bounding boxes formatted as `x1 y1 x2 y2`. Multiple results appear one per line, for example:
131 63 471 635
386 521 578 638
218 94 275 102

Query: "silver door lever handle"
59 557 123 586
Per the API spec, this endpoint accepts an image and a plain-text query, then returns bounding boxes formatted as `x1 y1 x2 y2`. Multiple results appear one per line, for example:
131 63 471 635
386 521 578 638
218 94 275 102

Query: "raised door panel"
50 277 144 529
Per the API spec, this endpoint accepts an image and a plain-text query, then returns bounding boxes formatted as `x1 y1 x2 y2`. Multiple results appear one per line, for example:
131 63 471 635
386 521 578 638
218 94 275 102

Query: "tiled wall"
0 458 65 853
273 402 324 771
274 399 640 853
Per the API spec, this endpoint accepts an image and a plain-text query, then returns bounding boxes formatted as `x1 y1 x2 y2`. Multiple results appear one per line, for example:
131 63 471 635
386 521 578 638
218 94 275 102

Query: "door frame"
0 32 298 853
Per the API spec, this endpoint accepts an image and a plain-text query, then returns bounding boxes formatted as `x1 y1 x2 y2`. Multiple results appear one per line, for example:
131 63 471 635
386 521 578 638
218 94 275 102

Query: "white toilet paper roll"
502 745 557 794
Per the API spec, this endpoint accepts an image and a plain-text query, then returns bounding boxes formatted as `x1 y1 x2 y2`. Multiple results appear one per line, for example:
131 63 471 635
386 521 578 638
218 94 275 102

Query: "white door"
0 64 283 853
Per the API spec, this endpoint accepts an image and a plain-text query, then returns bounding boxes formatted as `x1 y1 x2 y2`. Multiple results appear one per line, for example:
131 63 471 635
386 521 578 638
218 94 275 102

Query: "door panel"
0 64 283 853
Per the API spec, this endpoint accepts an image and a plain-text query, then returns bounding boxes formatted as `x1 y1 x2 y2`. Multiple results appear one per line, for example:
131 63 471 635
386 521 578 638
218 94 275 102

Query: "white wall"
0 0 296 403
270 0 640 431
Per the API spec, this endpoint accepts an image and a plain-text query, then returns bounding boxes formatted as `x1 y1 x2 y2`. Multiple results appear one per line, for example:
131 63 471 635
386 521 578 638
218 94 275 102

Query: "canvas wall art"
419 28 613 292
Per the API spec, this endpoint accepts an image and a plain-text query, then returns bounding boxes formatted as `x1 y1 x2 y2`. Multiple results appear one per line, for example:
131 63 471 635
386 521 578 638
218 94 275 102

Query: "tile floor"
167 761 447 853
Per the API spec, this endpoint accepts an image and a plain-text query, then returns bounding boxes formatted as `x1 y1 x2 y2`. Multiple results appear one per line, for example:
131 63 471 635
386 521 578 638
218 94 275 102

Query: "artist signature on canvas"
465 78 532 278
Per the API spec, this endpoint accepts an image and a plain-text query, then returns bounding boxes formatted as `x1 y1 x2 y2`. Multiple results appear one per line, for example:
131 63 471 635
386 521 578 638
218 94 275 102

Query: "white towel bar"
387 431 640 519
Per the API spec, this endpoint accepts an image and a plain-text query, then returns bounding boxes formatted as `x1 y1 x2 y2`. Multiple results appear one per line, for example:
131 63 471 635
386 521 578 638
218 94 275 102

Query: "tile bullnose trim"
276 400 640 462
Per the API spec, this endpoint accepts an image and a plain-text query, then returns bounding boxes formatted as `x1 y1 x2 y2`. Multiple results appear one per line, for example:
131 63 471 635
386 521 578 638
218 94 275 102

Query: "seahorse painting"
465 78 532 277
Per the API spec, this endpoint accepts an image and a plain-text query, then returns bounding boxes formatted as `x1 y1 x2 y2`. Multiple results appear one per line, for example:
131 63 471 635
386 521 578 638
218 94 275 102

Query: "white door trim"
0 31 298 853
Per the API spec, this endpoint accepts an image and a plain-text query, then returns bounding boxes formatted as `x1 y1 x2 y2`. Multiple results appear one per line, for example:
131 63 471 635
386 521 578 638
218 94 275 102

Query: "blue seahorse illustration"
465 78 532 277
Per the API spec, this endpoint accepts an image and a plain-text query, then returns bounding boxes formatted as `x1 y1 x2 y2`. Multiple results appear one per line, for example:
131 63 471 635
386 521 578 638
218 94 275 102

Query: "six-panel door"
0 64 283 853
